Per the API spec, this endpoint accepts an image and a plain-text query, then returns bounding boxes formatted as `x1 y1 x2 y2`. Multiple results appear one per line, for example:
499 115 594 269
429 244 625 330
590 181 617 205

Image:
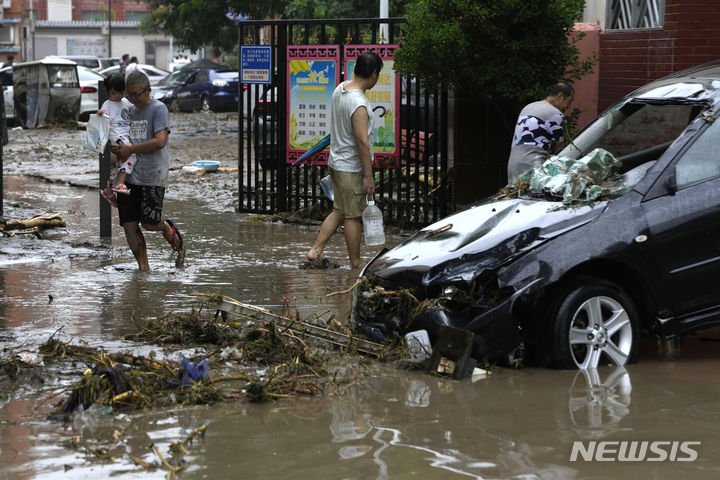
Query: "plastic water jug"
362 196 385 246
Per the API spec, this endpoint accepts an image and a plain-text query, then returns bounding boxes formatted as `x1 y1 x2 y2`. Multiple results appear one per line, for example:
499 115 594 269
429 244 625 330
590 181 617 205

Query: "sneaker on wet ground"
166 218 186 267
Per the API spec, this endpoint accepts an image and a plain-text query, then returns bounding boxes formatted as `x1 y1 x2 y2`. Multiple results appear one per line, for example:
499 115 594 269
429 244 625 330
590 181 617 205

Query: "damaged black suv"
352 61 720 369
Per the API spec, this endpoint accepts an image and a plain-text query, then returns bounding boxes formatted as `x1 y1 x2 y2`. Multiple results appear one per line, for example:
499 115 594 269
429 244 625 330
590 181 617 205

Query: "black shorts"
117 183 165 226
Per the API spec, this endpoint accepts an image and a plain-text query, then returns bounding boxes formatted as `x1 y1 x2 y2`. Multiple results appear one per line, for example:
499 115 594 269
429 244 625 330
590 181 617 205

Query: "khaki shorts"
331 169 365 218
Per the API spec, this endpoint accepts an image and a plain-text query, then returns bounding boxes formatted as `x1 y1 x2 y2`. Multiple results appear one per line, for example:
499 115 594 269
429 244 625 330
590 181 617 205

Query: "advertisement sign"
241 45 272 84
286 45 339 165
344 45 399 168
67 39 108 56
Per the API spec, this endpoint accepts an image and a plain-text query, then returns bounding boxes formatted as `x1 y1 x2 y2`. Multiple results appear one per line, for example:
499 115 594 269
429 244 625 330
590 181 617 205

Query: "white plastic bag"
85 113 109 153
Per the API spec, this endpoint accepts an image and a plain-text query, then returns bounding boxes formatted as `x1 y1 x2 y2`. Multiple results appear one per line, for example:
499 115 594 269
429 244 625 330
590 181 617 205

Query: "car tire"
169 99 180 113
200 96 210 112
539 277 640 370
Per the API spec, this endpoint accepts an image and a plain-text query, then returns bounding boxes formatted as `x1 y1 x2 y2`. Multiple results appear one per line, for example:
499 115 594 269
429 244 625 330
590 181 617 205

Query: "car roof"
625 59 720 105
15 58 78 67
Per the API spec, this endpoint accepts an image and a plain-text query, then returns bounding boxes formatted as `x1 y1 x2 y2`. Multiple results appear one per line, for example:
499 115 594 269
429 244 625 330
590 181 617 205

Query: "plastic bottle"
363 196 385 246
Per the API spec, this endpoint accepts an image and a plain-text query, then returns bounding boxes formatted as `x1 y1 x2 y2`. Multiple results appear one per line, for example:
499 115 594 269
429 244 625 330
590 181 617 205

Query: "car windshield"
159 70 193 86
559 100 705 161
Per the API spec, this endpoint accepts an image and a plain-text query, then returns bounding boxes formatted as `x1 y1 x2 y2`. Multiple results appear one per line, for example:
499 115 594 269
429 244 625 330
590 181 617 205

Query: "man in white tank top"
306 51 383 268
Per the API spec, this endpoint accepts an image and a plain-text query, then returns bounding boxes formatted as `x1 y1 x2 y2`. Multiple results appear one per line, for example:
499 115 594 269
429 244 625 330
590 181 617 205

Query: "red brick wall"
599 0 720 111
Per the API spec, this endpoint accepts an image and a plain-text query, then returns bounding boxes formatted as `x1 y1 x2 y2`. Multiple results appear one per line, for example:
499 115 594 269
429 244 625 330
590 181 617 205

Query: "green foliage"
283 0 412 19
139 0 286 52
140 0 412 52
393 0 595 104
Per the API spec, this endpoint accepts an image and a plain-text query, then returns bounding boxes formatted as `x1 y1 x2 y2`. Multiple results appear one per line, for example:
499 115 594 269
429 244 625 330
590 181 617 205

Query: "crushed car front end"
351 197 607 364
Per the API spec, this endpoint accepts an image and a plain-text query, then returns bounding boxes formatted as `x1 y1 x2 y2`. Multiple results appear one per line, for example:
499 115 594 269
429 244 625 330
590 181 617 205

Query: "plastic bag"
85 113 109 153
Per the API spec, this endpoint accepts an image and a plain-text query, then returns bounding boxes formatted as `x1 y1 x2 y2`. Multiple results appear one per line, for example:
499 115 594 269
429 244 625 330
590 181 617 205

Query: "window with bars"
607 0 665 29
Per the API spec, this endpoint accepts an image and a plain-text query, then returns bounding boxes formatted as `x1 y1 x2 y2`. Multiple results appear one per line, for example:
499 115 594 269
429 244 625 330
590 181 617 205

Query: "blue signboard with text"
241 45 272 85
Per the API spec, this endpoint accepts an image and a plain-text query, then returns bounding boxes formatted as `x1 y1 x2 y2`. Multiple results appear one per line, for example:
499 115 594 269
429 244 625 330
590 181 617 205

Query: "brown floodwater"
2 175 720 480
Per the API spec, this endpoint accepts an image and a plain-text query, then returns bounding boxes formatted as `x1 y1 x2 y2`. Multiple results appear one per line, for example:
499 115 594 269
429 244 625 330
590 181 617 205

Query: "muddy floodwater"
2 117 720 479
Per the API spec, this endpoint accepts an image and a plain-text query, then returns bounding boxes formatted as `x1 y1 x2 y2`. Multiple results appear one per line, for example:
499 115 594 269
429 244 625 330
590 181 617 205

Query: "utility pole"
107 0 112 57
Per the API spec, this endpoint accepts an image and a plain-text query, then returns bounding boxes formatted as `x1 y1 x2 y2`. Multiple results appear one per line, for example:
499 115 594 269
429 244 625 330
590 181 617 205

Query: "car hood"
365 198 607 287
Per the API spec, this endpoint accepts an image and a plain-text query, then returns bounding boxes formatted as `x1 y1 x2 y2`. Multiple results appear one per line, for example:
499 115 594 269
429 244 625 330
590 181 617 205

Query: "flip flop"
166 218 186 267
112 184 131 195
100 189 117 207
305 257 329 269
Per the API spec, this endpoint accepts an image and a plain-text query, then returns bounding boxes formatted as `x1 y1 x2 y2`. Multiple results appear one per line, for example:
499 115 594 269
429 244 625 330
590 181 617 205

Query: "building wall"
71 0 149 21
33 29 147 59
568 22 600 131
599 0 720 111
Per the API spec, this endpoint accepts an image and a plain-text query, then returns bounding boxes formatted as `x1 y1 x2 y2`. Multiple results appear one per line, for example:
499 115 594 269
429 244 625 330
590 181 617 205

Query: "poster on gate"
286 45 339 165
344 44 400 168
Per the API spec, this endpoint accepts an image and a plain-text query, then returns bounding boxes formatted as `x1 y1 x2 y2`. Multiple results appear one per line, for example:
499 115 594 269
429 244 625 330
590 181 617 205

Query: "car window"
47 66 79 87
217 71 237 79
560 102 701 161
194 71 208 83
0 69 12 87
675 118 720 187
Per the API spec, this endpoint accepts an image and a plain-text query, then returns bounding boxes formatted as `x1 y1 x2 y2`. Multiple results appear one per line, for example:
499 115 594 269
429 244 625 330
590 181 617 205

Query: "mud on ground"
3 111 242 213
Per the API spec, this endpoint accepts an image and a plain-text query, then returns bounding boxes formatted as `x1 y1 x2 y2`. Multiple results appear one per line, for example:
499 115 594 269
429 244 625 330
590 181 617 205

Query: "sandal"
100 189 117 207
166 219 186 267
112 183 131 195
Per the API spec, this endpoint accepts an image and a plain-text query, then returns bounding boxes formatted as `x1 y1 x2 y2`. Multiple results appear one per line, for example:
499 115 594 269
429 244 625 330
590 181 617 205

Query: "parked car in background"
49 55 120 72
352 60 720 371
164 68 240 112
77 65 106 121
150 69 195 105
0 65 13 123
98 64 169 86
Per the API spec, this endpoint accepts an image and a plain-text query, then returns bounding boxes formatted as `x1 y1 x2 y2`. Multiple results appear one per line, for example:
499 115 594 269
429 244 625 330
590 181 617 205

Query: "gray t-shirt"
507 100 564 184
126 99 170 187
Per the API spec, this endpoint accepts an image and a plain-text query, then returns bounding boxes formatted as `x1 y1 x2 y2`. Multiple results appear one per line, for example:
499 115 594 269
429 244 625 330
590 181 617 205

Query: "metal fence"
237 18 451 228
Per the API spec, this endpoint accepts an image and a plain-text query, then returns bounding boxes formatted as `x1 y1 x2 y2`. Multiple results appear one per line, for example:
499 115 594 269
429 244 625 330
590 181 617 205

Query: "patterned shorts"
117 183 165 226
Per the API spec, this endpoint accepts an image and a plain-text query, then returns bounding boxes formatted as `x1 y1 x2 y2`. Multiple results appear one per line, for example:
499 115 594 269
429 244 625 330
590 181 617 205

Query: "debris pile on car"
505 148 633 204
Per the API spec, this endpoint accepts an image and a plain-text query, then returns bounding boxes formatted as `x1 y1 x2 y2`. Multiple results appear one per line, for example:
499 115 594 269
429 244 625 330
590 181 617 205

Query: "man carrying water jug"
306 51 383 269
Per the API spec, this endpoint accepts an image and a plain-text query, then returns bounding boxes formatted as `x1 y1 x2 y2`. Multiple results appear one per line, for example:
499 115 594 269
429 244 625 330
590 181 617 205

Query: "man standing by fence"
306 51 383 269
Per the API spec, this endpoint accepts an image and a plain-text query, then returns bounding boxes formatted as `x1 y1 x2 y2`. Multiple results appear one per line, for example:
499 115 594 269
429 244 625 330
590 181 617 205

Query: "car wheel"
200 96 210 112
541 278 640 369
169 99 180 113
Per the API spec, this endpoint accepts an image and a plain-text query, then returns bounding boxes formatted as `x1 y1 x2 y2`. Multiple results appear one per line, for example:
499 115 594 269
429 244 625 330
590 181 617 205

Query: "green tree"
283 0 411 19
393 0 595 104
140 0 413 53
140 0 286 53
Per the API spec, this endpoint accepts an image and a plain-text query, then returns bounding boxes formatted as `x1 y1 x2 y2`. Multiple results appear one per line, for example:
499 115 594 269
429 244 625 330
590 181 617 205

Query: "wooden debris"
1 212 65 237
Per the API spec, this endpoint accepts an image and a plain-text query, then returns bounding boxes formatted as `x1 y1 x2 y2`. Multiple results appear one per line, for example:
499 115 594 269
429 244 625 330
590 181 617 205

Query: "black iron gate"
238 18 450 228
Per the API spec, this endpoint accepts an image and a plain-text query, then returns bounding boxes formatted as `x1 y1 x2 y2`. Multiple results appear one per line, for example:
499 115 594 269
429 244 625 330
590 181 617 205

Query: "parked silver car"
77 66 106 121
98 64 169 86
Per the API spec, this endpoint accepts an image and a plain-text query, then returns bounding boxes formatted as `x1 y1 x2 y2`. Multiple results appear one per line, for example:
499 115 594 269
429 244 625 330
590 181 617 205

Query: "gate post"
277 26 288 212
98 81 112 238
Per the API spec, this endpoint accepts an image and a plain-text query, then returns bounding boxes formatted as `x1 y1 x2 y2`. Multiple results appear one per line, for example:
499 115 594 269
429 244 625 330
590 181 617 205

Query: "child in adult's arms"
98 73 138 207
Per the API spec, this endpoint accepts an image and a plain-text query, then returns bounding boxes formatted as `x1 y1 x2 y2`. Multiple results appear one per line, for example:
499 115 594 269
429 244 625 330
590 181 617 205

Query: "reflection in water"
565 367 632 440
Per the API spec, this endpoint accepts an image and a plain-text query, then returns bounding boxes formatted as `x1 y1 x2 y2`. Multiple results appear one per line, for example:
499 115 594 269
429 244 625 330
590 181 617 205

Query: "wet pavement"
2 116 720 479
